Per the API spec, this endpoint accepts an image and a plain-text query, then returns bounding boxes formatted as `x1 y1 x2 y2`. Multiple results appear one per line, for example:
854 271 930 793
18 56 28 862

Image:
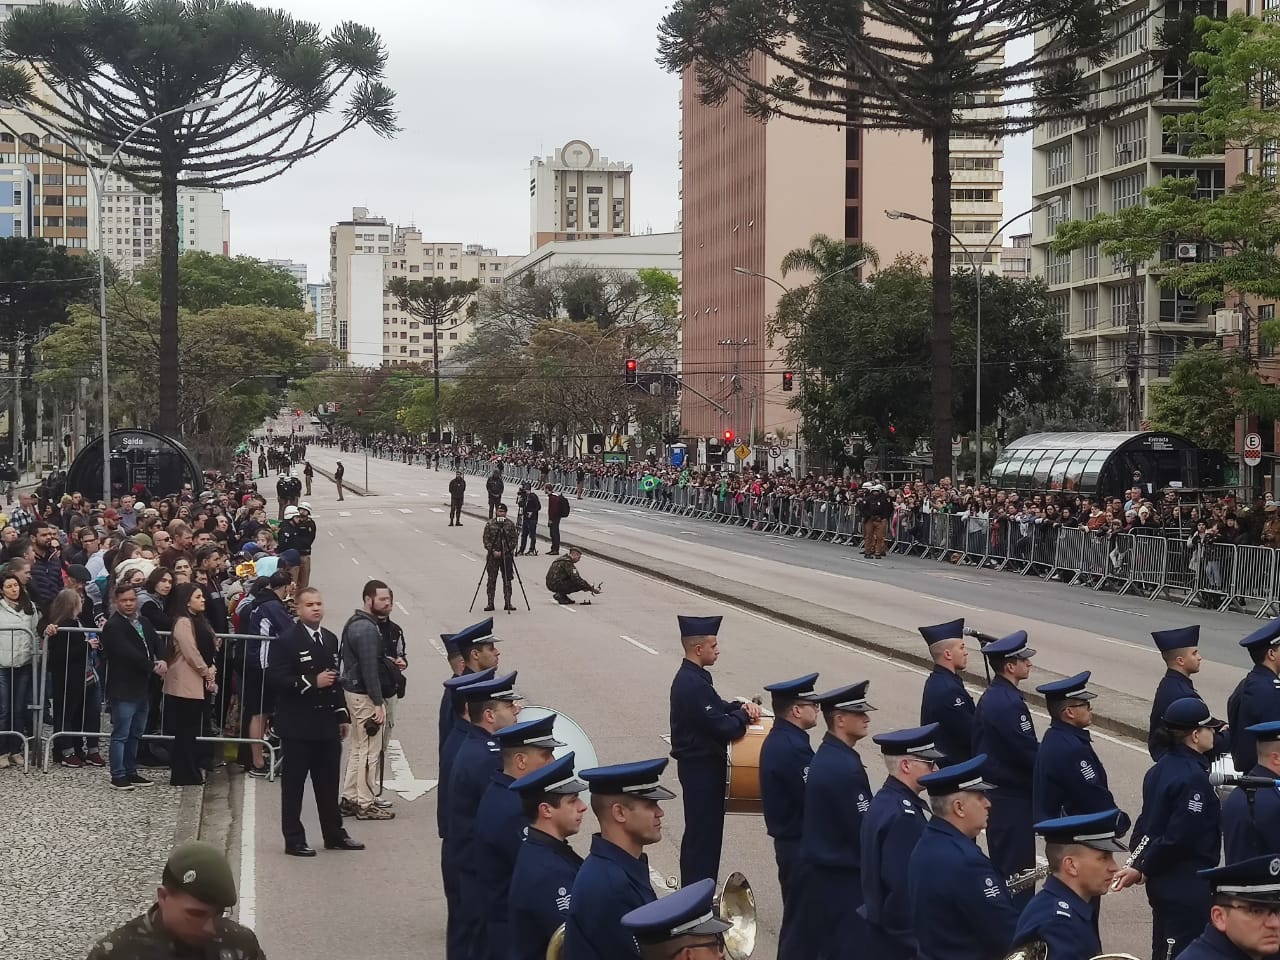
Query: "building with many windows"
0 124 95 251
529 139 632 251
0 166 33 239
100 173 229 274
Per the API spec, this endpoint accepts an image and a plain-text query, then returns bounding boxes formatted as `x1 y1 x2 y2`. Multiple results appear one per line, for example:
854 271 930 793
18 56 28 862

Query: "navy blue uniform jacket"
1033 719 1130 832
508 828 584 960
760 719 813 842
973 676 1038 791
564 834 656 960
1132 743 1221 893
1228 665 1280 773
1221 764 1280 863
802 732 871 871
921 666 975 764
861 776 929 955
669 659 749 762
1012 875 1101 960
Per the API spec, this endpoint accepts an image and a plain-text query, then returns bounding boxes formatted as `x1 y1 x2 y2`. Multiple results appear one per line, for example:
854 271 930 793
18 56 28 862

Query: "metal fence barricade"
0 626 37 771
1048 526 1087 583
1223 544 1276 617
1120 533 1169 598
1183 542 1235 610
1070 531 1109 588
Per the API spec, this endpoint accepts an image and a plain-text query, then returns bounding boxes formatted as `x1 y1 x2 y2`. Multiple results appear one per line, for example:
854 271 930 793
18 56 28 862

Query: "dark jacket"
340 609 385 705
267 622 348 740
449 476 466 502
29 545 64 610
277 518 317 556
669 659 749 763
101 612 162 702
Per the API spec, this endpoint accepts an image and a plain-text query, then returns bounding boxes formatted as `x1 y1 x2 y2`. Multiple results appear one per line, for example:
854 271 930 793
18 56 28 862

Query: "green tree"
0 0 397 435
386 277 480 436
1148 344 1280 451
399 381 455 436
137 251 304 312
660 0 1172 478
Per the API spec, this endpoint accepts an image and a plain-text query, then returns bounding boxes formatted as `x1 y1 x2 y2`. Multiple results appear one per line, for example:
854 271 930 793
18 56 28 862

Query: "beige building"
529 139 632 251
1002 233 1033 281
100 173 229 275
0 121 95 252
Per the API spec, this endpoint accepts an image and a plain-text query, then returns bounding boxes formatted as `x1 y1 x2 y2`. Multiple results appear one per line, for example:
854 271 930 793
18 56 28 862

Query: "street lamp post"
0 96 229 505
884 202 1055 485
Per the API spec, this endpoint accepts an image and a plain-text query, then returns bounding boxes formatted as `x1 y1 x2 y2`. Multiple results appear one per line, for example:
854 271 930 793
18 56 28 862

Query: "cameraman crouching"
339 580 395 821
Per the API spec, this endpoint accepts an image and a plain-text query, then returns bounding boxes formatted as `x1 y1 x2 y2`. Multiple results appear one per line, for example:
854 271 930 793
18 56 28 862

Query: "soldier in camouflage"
86 840 265 960
545 548 601 605
482 502 519 613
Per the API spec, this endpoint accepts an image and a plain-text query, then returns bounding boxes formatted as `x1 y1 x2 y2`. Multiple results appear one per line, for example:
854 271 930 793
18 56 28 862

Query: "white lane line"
1079 600 1149 618
237 777 257 928
1097 634 1153 653
558 604 577 614
370 509 384 515
435 540 450 548
459 553 477 563
413 528 423 533
383 739 437 801
430 507 445 514
919 594 983 612
398 508 413 514
351 557 360 565
338 511 351 518
620 634 660 656
327 530 334 537
678 531 697 536
396 601 411 615
338 542 347 550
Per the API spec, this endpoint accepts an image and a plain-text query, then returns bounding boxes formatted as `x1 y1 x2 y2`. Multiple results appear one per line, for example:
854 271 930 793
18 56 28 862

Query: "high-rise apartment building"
1031 0 1236 421
950 41 1007 271
263 258 309 306
327 207 519 367
529 139 632 251
100 172 229 274
0 121 95 251
0 166 33 239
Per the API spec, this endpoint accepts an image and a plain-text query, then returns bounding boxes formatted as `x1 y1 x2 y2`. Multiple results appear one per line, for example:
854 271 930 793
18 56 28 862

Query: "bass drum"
518 705 599 801
725 717 773 815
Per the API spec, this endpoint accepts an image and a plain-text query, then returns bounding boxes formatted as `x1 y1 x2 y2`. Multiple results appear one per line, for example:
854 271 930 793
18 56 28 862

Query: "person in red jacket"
544 484 569 555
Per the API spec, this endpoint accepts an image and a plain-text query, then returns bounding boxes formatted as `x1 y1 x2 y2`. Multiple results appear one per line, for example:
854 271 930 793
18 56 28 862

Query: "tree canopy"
1149 344 1280 451
137 251 304 312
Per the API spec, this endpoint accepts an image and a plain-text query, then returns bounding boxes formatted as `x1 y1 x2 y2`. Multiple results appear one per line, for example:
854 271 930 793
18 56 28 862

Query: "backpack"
558 496 571 519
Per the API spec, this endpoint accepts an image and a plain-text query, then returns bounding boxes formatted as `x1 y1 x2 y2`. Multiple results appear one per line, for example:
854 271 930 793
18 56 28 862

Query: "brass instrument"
1003 939 1049 960
1088 955 1142 960
1109 834 1149 892
1007 858 1051 893
546 924 565 960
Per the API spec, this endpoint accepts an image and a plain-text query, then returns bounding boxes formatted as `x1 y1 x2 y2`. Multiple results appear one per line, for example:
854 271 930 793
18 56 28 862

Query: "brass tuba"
716 872 757 960
546 923 566 960
1003 940 1050 960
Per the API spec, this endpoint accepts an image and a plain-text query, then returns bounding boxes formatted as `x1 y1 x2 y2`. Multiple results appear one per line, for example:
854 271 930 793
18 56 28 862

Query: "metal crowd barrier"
0 626 37 769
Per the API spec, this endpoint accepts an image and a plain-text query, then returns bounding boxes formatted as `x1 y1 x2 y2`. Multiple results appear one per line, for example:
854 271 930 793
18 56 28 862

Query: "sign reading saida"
735 443 752 461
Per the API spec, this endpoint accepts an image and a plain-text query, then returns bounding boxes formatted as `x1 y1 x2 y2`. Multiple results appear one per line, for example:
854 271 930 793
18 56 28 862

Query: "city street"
239 450 1209 959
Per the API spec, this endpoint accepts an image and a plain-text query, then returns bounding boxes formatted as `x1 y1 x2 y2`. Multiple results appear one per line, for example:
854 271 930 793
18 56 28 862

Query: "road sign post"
734 443 752 462
1245 432 1263 468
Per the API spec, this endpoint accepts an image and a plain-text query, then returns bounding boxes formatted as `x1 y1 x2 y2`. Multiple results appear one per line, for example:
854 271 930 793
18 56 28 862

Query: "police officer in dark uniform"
445 671 523 960
1033 672 1130 828
437 633 465 758
1178 856 1280 960
860 724 944 960
564 758 676 960
1011 810 1129 960
759 670 821 948
438 619 503 764
620 877 735 960
472 712 564 960
919 618 975 766
1222 721 1280 863
1150 625 1214 760
1228 620 1280 774
668 614 761 885
507 753 588 960
1115 697 1225 960
972 629 1039 910
794 681 876 960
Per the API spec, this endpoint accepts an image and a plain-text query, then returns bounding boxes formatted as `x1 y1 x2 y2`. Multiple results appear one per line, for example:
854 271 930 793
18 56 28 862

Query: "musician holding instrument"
1227 622 1280 775
908 753 1019 960
1222 722 1280 863
564 758 675 960
1114 697 1224 960
507 753 587 960
1178 856 1280 960
972 630 1040 911
860 724 944 960
793 681 877 960
919 619 976 766
1010 810 1127 960
620 878 735 960
669 615 762 885
1149 626 1217 762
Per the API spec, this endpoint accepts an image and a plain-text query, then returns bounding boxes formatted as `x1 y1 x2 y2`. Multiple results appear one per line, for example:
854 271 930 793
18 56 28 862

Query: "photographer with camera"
338 580 396 821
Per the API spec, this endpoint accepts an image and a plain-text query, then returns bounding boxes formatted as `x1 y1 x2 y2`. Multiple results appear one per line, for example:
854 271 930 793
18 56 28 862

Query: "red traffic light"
295 409 303 417
625 358 638 385
723 429 735 445
782 371 794 392
626 358 637 372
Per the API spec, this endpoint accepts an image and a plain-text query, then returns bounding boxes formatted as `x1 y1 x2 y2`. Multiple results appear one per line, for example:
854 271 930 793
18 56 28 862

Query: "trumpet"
1109 834 1149 892
1007 861 1050 893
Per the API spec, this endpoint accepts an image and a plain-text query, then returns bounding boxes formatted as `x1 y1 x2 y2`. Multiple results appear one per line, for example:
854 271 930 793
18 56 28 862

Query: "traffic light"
723 429 735 445
357 407 364 416
625 358 638 385
782 371 794 392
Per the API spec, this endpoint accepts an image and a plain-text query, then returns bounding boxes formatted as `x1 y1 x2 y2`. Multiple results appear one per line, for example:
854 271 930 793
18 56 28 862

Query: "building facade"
1001 233 1033 281
0 166 34 239
0 125 95 252
503 231 682 286
529 139 632 251
100 173 229 274
950 39 1008 272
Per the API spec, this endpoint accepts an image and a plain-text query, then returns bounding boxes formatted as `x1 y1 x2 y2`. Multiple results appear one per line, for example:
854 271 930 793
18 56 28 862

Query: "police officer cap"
457 670 522 703
678 615 722 639
509 751 587 797
919 753 997 796
919 618 965 648
453 617 501 648
1163 696 1223 730
812 681 877 714
1199 855 1280 904
1246 720 1280 743
442 666 496 695
763 673 820 700
1152 625 1199 653
620 877 732 945
873 723 945 760
1035 671 1097 703
441 633 461 657
161 840 238 909
494 711 567 750
982 630 1036 660
580 758 677 801
1034 809 1128 852
1239 618 1280 650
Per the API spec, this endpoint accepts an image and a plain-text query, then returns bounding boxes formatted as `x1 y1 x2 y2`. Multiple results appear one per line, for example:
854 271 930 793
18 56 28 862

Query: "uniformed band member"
446 671 523 960
759 670 820 950
1011 810 1128 960
1150 626 1211 761
1033 671 1130 831
482 502 519 612
472 712 565 960
1223 721 1280 863
919 618 975 766
860 724 944 960
793 681 876 960
507 753 588 960
668 615 761 884
1228 620 1280 774
437 632 467 756
620 877 734 960
440 620 503 764
564 758 676 960
972 629 1039 910
87 840 265 960
1116 697 1224 960
1178 856 1280 960
908 753 1019 960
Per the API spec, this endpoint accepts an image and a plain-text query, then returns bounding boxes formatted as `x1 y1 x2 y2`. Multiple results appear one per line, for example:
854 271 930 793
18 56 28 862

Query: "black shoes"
483 603 495 612
554 594 574 605
504 602 516 612
325 836 365 851
285 844 317 858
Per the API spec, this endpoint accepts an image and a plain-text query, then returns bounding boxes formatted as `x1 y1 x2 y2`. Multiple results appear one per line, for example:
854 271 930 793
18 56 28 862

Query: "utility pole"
1124 261 1142 431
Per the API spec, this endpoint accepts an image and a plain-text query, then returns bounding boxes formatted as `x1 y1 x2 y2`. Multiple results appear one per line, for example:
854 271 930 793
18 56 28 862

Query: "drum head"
518 705 599 802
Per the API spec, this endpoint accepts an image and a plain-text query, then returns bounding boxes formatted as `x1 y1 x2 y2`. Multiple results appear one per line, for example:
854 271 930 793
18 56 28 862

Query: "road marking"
620 634 659 655
327 530 334 537
435 540 450 548
460 553 477 562
398 508 413 514
383 739 437 801
338 511 351 518
679 531 697 536
849 557 880 565
558 604 577 614
1079 601 1149 618
237 777 257 928
351 557 360 565
338 541 347 550
370 509 384 515
919 594 983 612
1097 634 1153 653
430 507 445 513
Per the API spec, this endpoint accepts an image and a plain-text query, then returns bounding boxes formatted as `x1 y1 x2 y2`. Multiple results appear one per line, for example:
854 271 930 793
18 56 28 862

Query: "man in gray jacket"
339 580 395 821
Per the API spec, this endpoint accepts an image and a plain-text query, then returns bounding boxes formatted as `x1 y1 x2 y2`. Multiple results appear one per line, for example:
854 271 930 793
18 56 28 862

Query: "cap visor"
687 916 734 937
545 737 568 749
967 779 998 792
913 747 946 761
1228 891 1280 905
634 785 677 801
1014 647 1038 660
1082 837 1128 853
547 777 588 795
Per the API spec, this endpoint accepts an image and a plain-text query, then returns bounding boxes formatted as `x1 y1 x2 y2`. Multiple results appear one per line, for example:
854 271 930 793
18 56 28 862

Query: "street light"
0 95 230 504
885 200 1058 485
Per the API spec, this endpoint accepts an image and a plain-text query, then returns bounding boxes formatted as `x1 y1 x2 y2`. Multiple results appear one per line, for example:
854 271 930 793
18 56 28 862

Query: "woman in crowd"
163 582 217 787
138 566 174 635
0 571 39 768
44 586 102 768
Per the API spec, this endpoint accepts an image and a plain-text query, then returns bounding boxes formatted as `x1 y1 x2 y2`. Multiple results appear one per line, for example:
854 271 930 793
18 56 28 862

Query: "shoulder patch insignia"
1080 761 1097 781
1188 793 1204 813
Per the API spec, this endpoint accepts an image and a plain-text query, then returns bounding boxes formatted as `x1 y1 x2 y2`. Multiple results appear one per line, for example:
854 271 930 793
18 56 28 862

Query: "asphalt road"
236 450 1188 959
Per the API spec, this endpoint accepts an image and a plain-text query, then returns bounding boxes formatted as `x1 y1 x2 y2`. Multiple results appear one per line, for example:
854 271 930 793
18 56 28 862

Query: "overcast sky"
229 0 1032 284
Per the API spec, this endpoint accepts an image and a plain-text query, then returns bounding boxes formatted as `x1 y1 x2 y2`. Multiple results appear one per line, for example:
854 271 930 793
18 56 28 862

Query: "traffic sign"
1245 451 1262 467
734 443 752 461
768 445 782 459
458 444 471 457
780 437 791 449
1245 432 1263 467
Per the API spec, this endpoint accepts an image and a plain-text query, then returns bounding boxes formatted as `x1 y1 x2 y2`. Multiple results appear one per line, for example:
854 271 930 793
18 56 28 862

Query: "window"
10 189 19 205
1111 284 1145 326
1112 64 1148 104
42 195 62 207
1082 184 1099 220
950 156 998 170
12 219 20 237
1112 172 1145 212
1046 250 1071 285
43 216 61 227
1047 143 1072 185
409 265 420 273
1159 166 1225 200
586 186 603 194
449 331 459 339
1113 7 1148 56
1259 305 1275 358
953 220 998 234
1081 289 1098 330
951 188 996 202
65 195 86 206
1083 134 1099 175
449 262 457 270
1113 116 1147 163
43 174 62 186
1083 242 1099 279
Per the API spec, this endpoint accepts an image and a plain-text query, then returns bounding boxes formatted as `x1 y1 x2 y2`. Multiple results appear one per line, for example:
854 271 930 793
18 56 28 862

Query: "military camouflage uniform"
482 514 519 609
86 904 266 960
545 555 593 601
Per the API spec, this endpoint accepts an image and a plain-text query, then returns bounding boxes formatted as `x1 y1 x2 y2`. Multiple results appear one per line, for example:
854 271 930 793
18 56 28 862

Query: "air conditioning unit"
1178 302 1199 317
1176 243 1198 260
1214 309 1243 335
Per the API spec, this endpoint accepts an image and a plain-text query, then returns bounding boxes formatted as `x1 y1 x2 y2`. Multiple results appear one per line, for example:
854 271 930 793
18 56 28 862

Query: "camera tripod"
468 552 531 612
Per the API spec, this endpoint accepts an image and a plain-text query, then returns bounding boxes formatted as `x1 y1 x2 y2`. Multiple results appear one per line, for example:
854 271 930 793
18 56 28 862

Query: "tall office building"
0 122 95 252
1031 0 1235 421
950 40 1007 271
100 172 229 274
529 139 632 251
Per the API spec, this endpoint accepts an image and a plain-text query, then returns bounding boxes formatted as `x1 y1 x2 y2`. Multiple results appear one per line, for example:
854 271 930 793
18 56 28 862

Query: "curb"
309 464 372 498
172 779 206 846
